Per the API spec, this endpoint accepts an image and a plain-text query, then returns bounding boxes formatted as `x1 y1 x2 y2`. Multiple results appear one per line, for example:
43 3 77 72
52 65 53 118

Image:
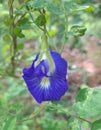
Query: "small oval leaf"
91 120 101 130
3 117 16 130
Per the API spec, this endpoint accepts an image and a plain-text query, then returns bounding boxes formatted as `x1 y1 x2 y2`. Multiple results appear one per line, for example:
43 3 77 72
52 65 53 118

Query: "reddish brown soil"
62 35 101 88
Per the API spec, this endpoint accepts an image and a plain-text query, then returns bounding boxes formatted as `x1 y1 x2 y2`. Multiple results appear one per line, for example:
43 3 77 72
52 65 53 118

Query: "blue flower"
22 50 68 103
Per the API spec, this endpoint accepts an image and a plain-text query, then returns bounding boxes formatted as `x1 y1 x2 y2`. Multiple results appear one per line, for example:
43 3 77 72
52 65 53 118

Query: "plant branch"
47 104 92 125
74 115 92 124
8 0 17 75
25 5 48 33
15 13 27 26
17 102 48 124
60 2 68 54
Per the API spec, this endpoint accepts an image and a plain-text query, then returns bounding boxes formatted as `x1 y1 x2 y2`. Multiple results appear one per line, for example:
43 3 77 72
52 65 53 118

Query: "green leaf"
3 117 16 130
17 43 24 50
70 25 87 36
73 85 101 118
3 34 11 42
67 117 81 130
28 0 47 9
75 88 88 102
35 14 46 26
14 27 25 38
91 120 101 130
14 26 21 35
4 18 13 26
75 0 82 4
85 6 95 12
5 78 27 100
47 2 63 15
15 7 27 16
64 1 94 14
28 0 63 15
71 6 95 12
64 1 78 13
19 18 30 30
18 33 25 38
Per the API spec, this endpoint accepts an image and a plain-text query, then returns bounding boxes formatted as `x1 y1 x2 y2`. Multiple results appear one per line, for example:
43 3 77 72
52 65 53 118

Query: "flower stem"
41 34 49 52
41 25 49 52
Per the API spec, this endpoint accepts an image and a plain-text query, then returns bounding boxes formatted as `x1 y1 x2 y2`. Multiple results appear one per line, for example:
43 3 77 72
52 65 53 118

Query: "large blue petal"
22 50 68 103
50 50 67 77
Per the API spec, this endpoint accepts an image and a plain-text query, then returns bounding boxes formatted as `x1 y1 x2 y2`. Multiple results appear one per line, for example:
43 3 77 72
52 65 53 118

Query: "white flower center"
40 77 50 88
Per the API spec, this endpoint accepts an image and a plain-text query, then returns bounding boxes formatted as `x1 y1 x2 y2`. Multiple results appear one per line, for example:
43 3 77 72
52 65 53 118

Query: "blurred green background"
0 0 101 130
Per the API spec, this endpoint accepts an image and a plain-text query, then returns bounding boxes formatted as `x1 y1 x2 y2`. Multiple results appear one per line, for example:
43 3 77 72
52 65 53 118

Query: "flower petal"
22 50 68 103
50 50 67 77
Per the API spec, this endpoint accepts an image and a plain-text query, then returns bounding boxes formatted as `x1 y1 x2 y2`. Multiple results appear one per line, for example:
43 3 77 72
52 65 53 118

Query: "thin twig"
60 2 68 54
75 115 92 124
25 5 49 33
15 13 27 26
17 102 48 124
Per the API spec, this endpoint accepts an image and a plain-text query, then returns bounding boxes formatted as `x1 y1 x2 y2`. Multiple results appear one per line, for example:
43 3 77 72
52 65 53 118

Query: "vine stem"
25 5 45 32
15 13 27 26
17 102 48 124
8 0 17 75
47 105 92 125
74 115 92 125
16 102 91 125
60 2 68 54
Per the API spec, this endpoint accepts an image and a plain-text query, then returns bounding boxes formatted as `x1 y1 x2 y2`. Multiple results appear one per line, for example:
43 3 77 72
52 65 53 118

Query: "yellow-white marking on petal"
40 77 50 89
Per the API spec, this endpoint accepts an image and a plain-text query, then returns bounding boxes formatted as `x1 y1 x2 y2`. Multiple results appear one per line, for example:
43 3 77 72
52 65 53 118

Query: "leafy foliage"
0 0 101 130
70 25 87 36
73 84 101 118
67 117 81 130
91 120 101 130
3 117 16 130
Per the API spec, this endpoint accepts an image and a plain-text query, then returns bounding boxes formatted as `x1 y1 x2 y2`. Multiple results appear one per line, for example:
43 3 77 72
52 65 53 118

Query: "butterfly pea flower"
22 35 68 103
